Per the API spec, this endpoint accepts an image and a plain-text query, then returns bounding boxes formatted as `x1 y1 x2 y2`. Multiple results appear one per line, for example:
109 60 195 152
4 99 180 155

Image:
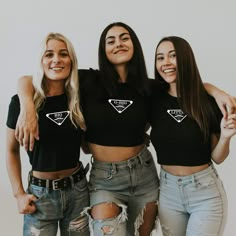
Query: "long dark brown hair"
154 36 216 140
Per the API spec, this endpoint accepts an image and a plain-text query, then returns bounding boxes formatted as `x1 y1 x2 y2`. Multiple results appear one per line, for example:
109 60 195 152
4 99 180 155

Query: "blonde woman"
6 33 89 236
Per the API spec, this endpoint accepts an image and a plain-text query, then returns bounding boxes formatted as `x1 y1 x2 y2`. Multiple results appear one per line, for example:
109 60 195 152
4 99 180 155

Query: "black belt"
28 163 89 190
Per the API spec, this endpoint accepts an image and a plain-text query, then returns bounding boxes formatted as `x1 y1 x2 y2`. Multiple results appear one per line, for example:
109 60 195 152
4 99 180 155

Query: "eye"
106 40 115 45
170 53 176 58
44 53 53 58
60 52 69 57
121 36 130 42
156 56 164 61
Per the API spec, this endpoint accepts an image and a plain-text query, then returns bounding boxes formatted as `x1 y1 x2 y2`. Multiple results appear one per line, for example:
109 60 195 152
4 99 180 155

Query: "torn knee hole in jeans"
82 202 128 223
82 202 128 234
68 213 89 232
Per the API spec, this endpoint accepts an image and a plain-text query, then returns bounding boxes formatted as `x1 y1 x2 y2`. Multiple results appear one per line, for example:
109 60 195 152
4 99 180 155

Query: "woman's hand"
220 114 236 139
15 101 39 151
16 192 37 214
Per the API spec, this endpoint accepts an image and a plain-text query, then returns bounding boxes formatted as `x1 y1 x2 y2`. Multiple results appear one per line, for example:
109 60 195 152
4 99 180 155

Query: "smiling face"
42 39 71 82
156 40 177 85
105 26 134 67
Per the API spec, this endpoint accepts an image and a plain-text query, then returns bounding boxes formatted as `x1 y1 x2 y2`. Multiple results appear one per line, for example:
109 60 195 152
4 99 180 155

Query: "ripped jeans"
159 164 228 236
23 167 90 236
85 146 159 236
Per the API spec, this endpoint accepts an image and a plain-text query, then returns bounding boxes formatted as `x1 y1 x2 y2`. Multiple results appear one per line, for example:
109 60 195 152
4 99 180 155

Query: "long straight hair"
33 32 86 130
154 36 216 140
98 22 150 96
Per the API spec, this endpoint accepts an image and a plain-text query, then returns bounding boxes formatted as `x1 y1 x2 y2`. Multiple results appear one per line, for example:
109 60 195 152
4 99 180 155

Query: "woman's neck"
45 80 65 96
115 64 128 83
168 83 177 97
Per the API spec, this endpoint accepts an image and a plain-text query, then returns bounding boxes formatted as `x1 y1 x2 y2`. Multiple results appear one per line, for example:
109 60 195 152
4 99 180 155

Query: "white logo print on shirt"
108 99 133 113
46 111 70 126
167 109 187 123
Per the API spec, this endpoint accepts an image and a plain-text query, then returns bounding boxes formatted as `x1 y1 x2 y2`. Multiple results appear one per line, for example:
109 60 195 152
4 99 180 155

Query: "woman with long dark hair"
150 36 236 236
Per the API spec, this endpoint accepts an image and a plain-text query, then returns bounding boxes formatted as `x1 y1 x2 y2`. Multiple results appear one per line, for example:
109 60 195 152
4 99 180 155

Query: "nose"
52 54 61 63
163 56 171 65
115 39 122 48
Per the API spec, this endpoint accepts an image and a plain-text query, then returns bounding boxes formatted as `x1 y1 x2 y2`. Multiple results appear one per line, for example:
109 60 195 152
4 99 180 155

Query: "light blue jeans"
159 164 227 236
23 175 90 236
85 146 159 236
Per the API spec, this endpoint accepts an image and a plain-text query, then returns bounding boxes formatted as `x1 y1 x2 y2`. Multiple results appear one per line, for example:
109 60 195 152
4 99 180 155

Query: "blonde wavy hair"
33 32 86 130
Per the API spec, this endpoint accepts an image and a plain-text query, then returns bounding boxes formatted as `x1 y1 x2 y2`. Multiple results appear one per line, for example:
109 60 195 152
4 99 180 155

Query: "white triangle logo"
167 109 187 123
46 111 70 126
108 99 133 113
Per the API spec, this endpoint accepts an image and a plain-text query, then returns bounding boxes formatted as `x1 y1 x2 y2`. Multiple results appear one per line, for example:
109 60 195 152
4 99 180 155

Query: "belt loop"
69 176 74 188
27 171 32 188
46 179 50 189
192 175 197 187
163 171 167 184
90 156 94 164
111 163 117 174
138 155 143 165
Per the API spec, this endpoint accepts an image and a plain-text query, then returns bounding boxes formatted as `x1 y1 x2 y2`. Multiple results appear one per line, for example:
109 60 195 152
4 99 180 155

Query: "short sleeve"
6 95 20 129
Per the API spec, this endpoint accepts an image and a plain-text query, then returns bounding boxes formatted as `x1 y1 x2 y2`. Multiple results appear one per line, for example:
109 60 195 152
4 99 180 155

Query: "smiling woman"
6 33 89 236
150 36 236 236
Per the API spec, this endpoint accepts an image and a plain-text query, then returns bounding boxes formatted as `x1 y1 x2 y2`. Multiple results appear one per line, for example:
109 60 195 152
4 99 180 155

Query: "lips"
114 49 128 54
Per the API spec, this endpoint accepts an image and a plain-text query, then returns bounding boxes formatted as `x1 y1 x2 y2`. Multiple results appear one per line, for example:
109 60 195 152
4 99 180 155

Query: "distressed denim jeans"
86 146 159 236
159 164 227 236
23 177 90 236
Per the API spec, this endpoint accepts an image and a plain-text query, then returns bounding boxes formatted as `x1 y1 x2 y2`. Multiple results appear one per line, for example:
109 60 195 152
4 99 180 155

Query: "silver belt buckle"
52 179 59 190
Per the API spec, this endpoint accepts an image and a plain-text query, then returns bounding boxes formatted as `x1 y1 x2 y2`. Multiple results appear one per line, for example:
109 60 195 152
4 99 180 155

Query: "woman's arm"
15 76 38 151
204 83 236 117
6 128 37 214
211 114 236 164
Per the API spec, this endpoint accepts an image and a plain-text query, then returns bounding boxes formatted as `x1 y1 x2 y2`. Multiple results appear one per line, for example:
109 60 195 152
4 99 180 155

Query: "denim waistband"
160 163 218 183
91 146 151 169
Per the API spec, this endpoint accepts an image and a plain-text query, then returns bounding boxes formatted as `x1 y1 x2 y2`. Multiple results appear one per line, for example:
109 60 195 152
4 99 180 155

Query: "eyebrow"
156 49 175 56
105 32 130 41
45 49 68 53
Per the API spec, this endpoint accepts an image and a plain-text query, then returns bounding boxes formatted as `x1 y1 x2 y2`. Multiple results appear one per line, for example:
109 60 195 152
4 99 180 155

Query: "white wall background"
1 0 235 235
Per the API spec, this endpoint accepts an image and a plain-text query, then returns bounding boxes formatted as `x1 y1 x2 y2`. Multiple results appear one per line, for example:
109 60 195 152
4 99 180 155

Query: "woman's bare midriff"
32 164 80 180
88 143 145 162
162 163 209 176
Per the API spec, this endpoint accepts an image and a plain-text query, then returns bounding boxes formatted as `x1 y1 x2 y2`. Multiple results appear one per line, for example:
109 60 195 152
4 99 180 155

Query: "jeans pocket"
197 173 217 188
28 184 47 202
90 166 112 180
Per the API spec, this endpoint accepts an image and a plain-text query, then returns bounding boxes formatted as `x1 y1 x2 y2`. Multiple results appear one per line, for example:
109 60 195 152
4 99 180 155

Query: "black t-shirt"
79 69 152 147
6 94 83 171
150 89 222 166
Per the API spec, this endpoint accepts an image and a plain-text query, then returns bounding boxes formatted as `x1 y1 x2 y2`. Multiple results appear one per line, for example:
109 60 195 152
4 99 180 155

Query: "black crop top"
6 94 82 171
150 90 222 166
79 69 151 147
